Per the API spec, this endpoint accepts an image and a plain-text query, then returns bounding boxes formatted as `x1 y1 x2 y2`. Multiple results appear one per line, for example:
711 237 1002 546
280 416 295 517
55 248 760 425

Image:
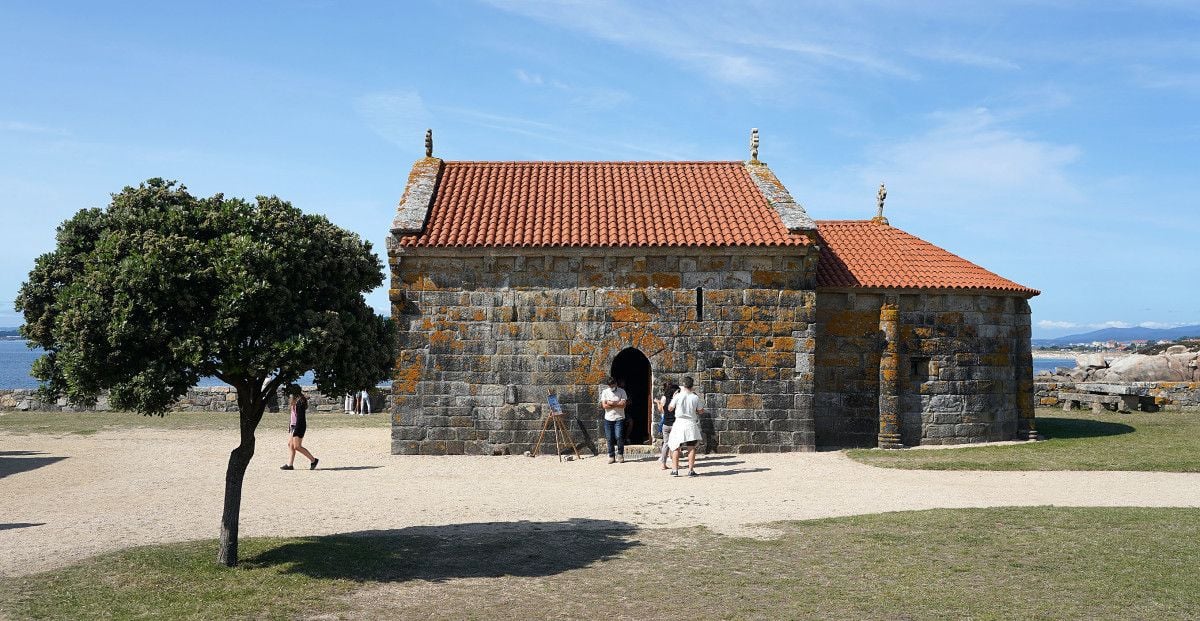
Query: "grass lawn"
848 407 1200 471
1 506 1197 620
0 409 389 436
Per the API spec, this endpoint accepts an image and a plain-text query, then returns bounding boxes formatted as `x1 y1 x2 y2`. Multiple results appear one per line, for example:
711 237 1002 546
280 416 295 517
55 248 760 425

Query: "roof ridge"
441 160 746 165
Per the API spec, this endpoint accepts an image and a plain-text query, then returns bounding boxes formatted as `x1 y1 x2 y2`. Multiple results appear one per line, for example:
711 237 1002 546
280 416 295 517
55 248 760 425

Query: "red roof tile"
398 161 811 248
816 220 1039 295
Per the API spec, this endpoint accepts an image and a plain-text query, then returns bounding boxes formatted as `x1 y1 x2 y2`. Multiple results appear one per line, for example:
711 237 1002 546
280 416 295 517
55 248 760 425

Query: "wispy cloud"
483 0 915 88
1037 319 1190 331
512 69 633 110
854 106 1082 215
1 121 70 137
353 91 432 147
354 91 688 160
1038 320 1079 329
907 46 1020 71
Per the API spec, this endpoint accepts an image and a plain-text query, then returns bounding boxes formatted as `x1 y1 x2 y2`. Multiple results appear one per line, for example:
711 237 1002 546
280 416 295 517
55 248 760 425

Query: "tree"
16 179 394 566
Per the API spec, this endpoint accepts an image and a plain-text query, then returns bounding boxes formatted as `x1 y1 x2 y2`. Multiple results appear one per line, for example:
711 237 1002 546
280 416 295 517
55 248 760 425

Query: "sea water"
0 339 317 389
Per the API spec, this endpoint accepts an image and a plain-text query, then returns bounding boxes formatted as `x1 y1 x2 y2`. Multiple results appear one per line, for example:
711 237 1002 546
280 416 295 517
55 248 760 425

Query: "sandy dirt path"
3 426 1200 577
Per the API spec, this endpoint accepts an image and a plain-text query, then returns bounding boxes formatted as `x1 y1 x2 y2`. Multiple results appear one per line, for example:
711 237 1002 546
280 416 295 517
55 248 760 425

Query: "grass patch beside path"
848 407 1200 472
0 409 389 436
1 507 1198 620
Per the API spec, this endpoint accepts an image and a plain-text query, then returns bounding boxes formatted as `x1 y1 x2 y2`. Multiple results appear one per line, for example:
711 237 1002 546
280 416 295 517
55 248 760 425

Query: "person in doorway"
655 379 680 470
666 376 704 477
600 376 628 463
282 386 319 470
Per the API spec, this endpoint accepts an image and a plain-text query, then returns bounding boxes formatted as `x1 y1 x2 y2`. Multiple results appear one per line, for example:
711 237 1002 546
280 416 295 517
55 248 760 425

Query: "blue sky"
1 1 1197 338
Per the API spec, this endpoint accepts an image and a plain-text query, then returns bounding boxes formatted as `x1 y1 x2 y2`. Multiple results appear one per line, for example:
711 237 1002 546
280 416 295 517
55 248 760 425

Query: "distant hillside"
1035 324 1200 346
0 327 21 339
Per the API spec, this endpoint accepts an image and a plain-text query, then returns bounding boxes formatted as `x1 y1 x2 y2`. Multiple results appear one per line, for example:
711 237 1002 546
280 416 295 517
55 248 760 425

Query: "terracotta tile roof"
398 161 811 248
815 220 1039 295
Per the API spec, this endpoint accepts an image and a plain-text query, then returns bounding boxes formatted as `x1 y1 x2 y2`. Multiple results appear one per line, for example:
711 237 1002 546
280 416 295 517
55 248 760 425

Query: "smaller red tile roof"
398 161 811 248
816 220 1038 295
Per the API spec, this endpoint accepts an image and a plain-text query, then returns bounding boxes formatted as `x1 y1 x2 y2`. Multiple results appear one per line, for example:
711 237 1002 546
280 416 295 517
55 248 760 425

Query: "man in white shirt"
599 376 628 464
666 376 704 476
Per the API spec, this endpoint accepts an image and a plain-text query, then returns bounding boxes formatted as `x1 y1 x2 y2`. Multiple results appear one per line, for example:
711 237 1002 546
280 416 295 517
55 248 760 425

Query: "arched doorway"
610 348 652 445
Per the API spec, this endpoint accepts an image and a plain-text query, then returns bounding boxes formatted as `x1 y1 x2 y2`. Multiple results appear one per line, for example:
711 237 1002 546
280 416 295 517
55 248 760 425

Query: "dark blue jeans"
603 419 625 457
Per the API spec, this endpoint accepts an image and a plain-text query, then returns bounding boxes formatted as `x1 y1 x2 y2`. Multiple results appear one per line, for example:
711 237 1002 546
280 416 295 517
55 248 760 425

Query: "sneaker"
310 458 319 470
670 470 679 476
617 455 624 463
688 469 699 477
608 457 616 464
280 464 294 470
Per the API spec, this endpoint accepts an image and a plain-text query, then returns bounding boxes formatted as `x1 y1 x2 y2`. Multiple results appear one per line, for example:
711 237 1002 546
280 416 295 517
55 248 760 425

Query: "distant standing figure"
600 376 628 464
666 376 704 477
282 387 319 470
344 393 354 415
656 380 680 470
357 388 371 415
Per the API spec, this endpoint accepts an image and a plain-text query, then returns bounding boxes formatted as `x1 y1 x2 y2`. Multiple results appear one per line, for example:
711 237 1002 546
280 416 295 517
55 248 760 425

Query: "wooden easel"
532 391 581 461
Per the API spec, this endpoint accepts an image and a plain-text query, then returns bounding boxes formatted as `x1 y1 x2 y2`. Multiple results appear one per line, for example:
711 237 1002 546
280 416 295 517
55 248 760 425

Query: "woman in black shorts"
282 387 318 470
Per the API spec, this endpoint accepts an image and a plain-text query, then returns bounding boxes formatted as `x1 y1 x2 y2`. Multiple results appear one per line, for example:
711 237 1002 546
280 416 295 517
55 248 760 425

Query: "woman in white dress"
666 376 704 477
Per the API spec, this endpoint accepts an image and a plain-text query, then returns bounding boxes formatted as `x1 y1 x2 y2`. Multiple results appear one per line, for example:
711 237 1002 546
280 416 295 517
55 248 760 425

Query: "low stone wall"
1035 381 1200 410
0 386 392 413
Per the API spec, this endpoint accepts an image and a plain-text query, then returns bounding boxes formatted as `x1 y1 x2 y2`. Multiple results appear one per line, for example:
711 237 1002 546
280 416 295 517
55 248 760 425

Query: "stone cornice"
391 157 444 235
744 160 816 232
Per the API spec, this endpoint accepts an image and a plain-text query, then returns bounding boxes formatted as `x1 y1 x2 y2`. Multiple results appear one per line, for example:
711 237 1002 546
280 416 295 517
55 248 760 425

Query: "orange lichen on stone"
429 330 456 347
394 356 424 394
472 310 486 322
621 273 651 288
982 353 1010 366
936 312 964 325
751 271 785 287
824 310 880 338
603 291 634 306
770 336 797 351
727 394 763 409
612 305 652 323
651 273 682 288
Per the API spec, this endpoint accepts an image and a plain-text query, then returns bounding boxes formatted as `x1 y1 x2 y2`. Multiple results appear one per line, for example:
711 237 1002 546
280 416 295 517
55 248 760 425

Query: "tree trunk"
218 382 266 567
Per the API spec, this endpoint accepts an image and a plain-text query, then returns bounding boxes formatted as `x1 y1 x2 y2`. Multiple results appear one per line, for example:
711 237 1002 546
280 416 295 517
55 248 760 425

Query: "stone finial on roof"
425 129 433 157
872 182 889 225
750 128 759 162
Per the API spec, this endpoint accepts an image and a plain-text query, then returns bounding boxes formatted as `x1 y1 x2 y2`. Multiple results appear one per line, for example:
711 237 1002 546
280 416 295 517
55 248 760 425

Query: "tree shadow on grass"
0 454 67 478
241 518 639 583
1038 417 1135 440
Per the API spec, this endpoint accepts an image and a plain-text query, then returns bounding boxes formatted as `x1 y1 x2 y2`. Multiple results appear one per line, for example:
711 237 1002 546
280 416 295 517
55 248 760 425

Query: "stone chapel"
387 131 1039 455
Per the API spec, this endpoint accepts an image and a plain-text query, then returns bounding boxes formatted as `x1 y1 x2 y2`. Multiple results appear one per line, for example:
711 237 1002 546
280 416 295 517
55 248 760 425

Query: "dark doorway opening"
610 348 652 445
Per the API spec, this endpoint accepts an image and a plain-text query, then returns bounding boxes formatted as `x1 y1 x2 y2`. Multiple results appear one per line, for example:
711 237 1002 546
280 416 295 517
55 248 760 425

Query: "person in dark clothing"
281 386 318 470
655 379 680 469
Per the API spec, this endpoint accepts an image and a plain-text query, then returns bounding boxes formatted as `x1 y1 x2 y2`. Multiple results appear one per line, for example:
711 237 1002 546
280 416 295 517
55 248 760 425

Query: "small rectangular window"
911 356 931 381
696 287 704 320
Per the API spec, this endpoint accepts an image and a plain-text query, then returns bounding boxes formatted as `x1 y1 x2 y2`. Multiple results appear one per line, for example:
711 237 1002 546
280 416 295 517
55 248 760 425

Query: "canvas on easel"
531 390 582 461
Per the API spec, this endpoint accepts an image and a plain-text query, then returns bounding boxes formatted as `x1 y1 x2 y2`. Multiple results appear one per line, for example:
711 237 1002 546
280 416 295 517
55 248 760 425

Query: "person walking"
666 376 704 477
357 388 371 415
282 386 319 470
655 379 680 470
600 376 628 464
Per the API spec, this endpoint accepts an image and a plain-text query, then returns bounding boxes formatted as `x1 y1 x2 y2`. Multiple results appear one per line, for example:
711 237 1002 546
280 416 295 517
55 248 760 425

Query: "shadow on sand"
241 518 639 583
0 452 67 479
1038 417 1135 440
0 522 45 531
696 467 771 477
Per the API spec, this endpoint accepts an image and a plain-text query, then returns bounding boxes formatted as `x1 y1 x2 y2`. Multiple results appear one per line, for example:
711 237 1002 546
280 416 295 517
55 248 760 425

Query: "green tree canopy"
17 179 395 565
